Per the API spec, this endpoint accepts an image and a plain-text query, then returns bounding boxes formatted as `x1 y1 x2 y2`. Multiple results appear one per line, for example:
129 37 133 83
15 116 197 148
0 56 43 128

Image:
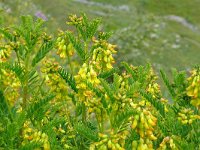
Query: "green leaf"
75 122 98 142
26 94 55 121
42 118 65 149
121 62 136 81
98 31 112 40
86 81 109 112
98 67 119 79
0 62 25 83
0 91 11 119
140 90 165 117
86 18 101 39
160 69 176 99
0 28 14 41
126 82 140 98
66 31 85 61
86 81 101 97
113 73 122 91
58 67 77 92
21 15 33 31
32 40 54 66
19 142 42 150
27 70 40 91
100 79 115 103
114 108 136 129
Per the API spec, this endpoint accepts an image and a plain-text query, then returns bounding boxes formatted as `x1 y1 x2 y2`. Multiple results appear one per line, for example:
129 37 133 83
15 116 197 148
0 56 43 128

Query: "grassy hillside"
1 0 200 73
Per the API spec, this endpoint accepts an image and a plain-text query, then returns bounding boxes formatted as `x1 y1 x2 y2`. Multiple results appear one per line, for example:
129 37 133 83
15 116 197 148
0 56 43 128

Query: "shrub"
0 14 199 150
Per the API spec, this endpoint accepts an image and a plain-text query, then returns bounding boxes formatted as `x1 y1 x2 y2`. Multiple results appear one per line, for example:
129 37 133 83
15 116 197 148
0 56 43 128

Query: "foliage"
0 14 199 150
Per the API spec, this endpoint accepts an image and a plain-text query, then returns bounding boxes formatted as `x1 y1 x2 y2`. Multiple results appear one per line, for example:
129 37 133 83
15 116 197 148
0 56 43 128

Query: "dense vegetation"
0 14 199 150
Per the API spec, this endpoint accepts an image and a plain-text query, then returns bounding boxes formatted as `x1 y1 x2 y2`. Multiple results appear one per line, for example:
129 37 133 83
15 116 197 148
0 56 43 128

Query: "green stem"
67 55 74 75
109 110 115 129
101 109 105 132
22 53 30 108
97 110 104 133
82 101 87 123
84 39 90 63
81 40 89 123
16 51 21 65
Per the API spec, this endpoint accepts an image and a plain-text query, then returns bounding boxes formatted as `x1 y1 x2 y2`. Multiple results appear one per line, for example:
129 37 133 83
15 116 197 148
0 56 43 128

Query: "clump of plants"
0 14 199 150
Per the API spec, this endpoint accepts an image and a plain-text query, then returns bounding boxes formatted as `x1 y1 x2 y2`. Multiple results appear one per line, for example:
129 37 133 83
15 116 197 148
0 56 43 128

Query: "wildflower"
178 107 200 125
41 58 69 101
186 68 200 108
92 39 117 71
55 30 75 58
35 11 48 21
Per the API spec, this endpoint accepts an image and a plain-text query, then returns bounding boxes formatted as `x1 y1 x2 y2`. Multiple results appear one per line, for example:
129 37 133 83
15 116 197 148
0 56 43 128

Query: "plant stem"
67 55 74 75
82 101 86 123
22 53 30 108
16 51 21 65
97 111 104 133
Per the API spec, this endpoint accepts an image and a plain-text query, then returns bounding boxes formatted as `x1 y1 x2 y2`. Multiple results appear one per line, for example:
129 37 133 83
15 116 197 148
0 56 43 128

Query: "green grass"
138 0 200 26
2 0 200 73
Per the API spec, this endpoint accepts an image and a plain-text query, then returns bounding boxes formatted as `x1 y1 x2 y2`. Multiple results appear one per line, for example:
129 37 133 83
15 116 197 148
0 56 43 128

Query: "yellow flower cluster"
178 108 200 125
67 14 83 26
146 68 162 99
158 136 177 150
41 59 69 101
0 32 21 106
92 38 117 71
55 30 74 58
0 33 4 40
0 44 12 62
0 69 20 106
75 63 100 109
104 73 131 111
129 101 157 150
42 32 52 42
9 41 21 51
22 121 50 150
160 98 169 112
132 138 154 150
0 30 23 62
131 108 157 140
52 124 73 148
90 130 129 150
147 83 161 99
114 78 127 97
186 69 200 108
87 97 103 114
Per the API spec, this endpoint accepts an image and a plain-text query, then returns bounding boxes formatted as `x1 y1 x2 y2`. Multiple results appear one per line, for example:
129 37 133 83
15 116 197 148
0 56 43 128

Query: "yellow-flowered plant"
22 121 50 150
157 136 178 150
74 62 102 112
90 130 128 150
178 107 200 124
0 69 20 106
0 32 21 106
0 44 12 62
0 14 199 150
91 38 117 71
41 58 70 101
56 30 74 58
187 68 200 108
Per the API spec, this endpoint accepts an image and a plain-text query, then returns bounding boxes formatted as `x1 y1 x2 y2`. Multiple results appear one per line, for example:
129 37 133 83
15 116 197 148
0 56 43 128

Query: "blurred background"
1 0 200 74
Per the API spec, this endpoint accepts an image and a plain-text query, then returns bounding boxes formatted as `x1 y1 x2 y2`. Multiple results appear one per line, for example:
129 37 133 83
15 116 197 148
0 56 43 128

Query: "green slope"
1 0 200 72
